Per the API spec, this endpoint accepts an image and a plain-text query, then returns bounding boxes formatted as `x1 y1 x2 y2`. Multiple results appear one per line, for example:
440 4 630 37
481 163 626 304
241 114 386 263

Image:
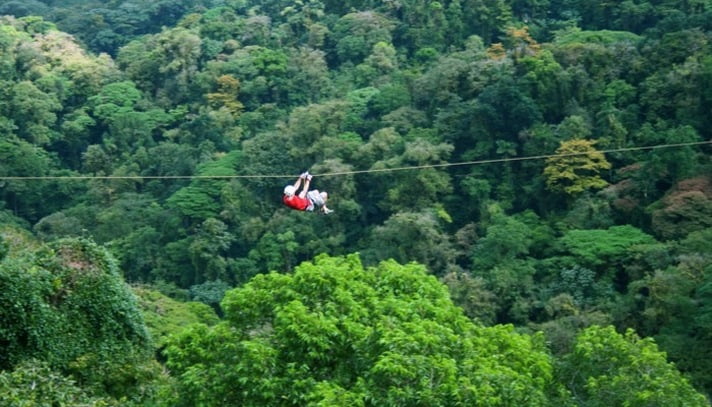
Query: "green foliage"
623 230 712 393
0 236 7 260
0 359 115 407
189 279 231 310
9 80 62 145
366 210 457 273
0 257 58 369
166 254 556 406
553 28 642 46
553 265 610 308
472 209 541 270
473 78 543 140
558 326 708 406
248 230 299 272
2 0 712 400
88 81 143 121
543 139 612 196
0 137 52 220
133 286 219 348
441 271 498 324
166 151 242 220
333 12 395 64
0 237 154 399
648 176 712 240
558 225 657 269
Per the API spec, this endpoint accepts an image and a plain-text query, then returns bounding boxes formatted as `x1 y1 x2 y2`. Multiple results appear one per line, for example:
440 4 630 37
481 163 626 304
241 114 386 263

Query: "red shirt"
283 194 310 211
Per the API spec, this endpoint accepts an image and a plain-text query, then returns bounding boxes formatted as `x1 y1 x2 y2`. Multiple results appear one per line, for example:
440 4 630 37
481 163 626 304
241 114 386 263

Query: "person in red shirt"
283 172 333 214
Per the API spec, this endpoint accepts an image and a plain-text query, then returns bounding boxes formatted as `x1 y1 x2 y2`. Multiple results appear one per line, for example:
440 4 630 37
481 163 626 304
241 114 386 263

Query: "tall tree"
165 254 557 406
558 325 708 406
0 237 156 400
543 139 611 197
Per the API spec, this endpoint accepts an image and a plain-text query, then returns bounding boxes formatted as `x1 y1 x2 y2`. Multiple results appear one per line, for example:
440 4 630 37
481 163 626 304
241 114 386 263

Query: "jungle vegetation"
1 0 711 405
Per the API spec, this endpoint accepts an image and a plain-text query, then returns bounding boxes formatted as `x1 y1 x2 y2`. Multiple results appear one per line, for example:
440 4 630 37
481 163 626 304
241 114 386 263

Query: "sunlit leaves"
133 286 219 348
543 139 612 196
558 225 656 269
167 254 556 406
88 81 142 120
559 326 708 406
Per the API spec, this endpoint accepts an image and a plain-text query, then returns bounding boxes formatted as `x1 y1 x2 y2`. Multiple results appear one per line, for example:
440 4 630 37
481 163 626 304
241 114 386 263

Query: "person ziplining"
283 171 333 214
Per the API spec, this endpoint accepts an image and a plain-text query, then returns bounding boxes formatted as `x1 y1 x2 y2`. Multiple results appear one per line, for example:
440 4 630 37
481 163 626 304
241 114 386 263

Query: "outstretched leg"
320 192 332 214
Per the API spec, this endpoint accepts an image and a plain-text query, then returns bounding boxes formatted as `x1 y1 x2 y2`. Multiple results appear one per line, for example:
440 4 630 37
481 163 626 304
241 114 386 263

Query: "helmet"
283 185 296 196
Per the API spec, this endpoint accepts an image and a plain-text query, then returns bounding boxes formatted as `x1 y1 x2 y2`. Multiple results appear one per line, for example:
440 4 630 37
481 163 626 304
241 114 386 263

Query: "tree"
333 11 396 64
518 49 566 121
397 0 448 53
188 218 236 282
441 271 497 324
473 78 542 142
166 151 242 221
133 286 219 349
357 134 454 213
355 41 399 86
189 279 231 313
460 0 512 42
558 225 657 271
543 139 612 196
284 46 332 105
33 211 84 240
0 360 114 407
468 209 556 323
471 209 540 270
58 108 97 168
631 125 704 197
165 254 557 406
117 27 202 104
621 228 712 394
0 137 53 221
204 45 289 109
558 325 708 406
205 74 244 117
648 176 712 240
0 237 156 400
366 210 457 274
88 81 143 122
9 80 62 145
248 230 300 273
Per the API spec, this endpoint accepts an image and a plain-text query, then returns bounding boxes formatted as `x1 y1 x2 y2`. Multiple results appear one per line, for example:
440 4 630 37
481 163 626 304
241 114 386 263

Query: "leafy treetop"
165 254 557 406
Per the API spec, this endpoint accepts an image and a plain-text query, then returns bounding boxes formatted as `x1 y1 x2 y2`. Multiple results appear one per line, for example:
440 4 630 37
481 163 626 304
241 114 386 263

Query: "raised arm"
292 176 303 190
299 177 311 198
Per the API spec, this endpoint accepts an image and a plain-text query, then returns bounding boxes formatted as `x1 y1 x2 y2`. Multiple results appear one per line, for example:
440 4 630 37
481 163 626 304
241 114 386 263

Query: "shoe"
323 208 333 214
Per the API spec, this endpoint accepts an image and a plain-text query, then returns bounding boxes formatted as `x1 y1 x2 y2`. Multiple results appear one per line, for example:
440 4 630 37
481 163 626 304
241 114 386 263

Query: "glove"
306 174 313 181
300 171 309 179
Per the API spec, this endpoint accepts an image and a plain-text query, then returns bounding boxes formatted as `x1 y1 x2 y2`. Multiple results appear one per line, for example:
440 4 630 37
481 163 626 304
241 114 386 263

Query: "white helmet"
283 185 296 196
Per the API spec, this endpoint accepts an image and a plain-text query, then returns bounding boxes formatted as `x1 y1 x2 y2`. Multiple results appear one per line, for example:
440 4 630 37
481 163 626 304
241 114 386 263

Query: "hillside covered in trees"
1 0 711 405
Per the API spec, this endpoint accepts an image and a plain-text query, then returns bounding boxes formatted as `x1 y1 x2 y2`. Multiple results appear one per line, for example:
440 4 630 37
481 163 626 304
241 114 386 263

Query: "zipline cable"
317 140 712 177
0 140 710 181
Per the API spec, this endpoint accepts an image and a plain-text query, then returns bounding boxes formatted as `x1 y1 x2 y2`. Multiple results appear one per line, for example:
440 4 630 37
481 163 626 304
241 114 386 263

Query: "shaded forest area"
1 0 711 405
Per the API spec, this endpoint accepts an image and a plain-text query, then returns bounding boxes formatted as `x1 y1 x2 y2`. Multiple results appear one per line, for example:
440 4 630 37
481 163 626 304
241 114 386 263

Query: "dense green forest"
1 0 711 404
